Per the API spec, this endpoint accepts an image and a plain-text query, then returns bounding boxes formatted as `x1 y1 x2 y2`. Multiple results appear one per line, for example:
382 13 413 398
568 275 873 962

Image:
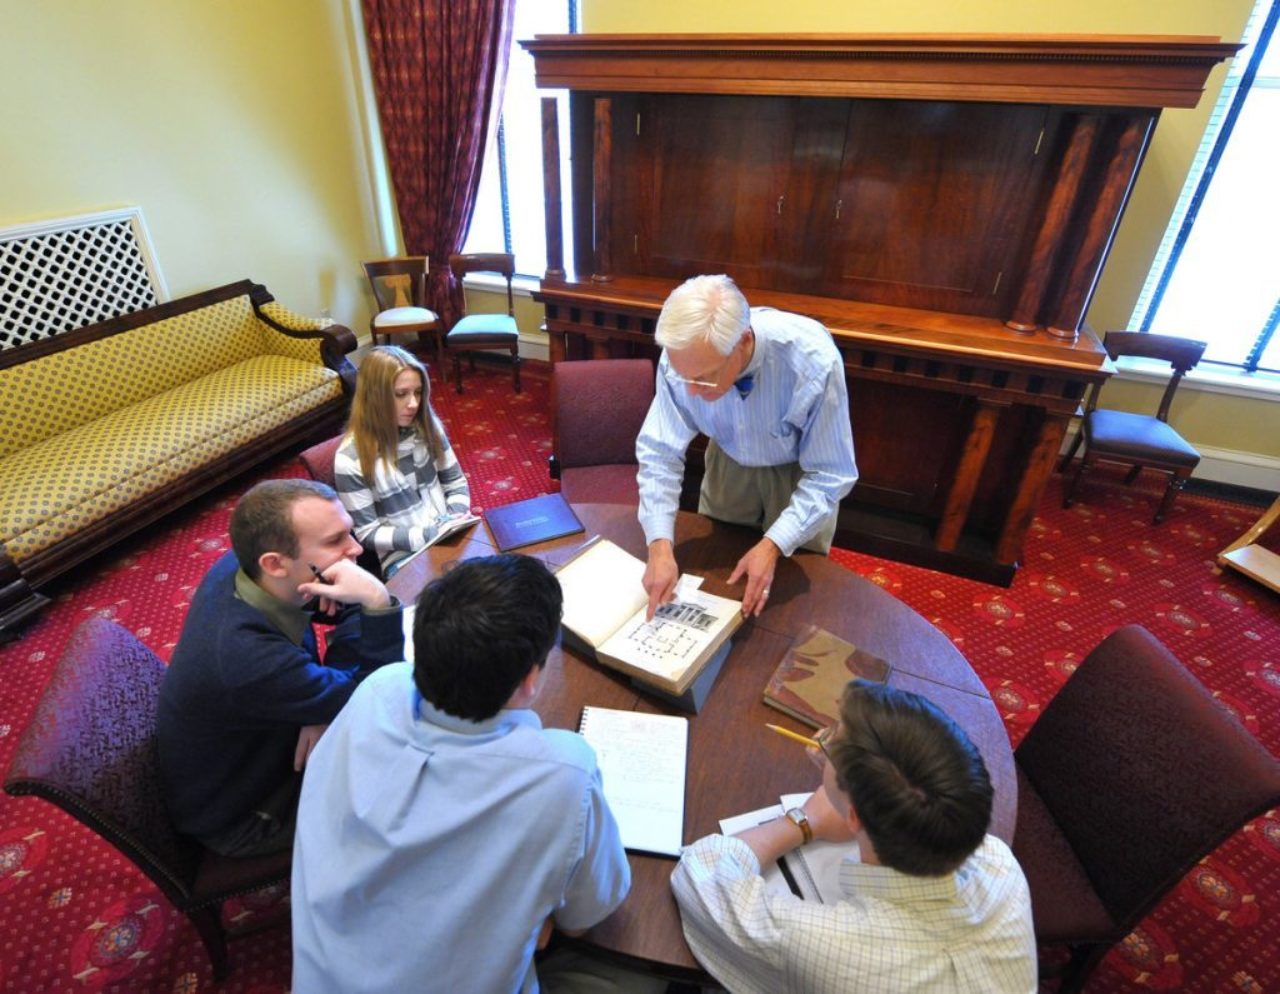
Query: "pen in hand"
308 562 333 585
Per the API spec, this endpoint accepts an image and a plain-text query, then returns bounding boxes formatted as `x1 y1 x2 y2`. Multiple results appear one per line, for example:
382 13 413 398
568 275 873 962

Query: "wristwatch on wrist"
784 807 813 845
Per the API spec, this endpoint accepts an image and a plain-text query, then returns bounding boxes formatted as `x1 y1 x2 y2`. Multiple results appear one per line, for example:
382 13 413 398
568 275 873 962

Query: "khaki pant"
699 440 837 554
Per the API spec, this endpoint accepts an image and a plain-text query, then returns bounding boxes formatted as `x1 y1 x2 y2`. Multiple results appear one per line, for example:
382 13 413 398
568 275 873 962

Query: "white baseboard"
517 334 549 363
1060 426 1280 491
1193 444 1280 491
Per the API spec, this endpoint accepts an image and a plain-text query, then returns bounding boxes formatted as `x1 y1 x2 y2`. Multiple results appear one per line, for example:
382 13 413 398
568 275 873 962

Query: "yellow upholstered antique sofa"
0 280 356 638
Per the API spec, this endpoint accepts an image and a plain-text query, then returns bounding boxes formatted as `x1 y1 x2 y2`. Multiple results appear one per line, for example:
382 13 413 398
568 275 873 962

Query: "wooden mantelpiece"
524 34 1237 583
523 33 1237 108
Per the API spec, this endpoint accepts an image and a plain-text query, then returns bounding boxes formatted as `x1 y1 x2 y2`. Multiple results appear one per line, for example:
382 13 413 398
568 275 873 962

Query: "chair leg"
1124 464 1142 485
512 346 522 394
187 905 230 981
1062 453 1092 509
1058 428 1084 475
1154 471 1189 524
453 351 464 394
1055 942 1108 994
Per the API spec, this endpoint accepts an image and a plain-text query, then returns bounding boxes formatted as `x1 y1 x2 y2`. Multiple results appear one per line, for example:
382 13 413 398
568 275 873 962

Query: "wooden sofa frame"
0 280 357 640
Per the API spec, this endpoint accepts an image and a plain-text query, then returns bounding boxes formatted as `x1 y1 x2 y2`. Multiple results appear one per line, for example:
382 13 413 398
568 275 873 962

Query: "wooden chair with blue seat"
4 617 293 981
1059 331 1207 523
362 256 443 366
1011 624 1280 994
445 252 521 395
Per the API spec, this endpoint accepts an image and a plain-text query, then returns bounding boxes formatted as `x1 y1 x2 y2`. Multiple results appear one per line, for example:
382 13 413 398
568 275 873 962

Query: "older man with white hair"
636 274 858 618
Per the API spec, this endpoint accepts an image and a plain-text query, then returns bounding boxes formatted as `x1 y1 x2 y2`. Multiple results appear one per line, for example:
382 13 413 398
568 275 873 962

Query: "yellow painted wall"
3 0 1272 466
0 0 382 333
581 0 1280 467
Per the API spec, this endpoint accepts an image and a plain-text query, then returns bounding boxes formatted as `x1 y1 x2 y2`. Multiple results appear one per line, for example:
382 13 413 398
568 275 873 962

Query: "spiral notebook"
578 706 688 857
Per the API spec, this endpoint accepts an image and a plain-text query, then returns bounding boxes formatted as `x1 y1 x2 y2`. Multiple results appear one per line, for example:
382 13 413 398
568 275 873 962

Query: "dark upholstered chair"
445 252 521 395
297 435 385 580
1060 331 1206 523
550 359 654 505
363 256 443 364
299 434 343 489
1012 624 1280 994
4 618 292 980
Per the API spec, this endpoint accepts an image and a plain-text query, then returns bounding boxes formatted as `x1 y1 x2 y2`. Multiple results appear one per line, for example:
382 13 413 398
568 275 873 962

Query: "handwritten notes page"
579 706 688 857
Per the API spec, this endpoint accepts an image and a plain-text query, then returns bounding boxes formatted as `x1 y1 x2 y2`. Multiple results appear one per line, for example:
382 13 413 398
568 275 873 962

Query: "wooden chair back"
449 252 515 317
1083 331 1207 422
363 256 430 313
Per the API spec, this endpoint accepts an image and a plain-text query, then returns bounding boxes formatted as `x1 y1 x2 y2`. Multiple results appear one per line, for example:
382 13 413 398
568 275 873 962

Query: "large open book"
557 538 743 697
579 706 687 857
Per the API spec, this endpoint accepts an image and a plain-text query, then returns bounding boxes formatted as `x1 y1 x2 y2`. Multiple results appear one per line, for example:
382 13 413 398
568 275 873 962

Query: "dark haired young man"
672 681 1036 993
157 478 403 857
292 555 659 994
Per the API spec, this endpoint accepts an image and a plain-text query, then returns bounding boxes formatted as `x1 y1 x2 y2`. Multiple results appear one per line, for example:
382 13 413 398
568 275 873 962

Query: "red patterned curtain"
362 0 515 328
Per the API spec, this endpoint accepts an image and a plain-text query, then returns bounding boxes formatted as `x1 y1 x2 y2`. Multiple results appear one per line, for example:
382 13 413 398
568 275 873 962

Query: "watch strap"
784 807 813 845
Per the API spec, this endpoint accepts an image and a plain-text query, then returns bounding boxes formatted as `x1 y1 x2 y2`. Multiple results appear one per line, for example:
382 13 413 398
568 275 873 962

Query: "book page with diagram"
597 578 741 686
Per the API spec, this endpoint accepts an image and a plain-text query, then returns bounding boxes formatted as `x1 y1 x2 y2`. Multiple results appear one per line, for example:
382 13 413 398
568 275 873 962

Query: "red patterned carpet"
1 362 1276 993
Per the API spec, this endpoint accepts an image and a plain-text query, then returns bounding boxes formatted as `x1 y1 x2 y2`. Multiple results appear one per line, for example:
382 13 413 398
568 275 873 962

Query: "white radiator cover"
0 207 167 352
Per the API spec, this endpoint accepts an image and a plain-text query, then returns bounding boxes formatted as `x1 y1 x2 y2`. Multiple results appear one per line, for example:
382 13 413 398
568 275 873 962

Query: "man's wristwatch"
784 807 813 845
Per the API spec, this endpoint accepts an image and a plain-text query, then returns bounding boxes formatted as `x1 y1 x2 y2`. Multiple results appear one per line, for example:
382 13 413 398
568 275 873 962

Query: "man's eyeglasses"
669 372 721 389
808 724 837 769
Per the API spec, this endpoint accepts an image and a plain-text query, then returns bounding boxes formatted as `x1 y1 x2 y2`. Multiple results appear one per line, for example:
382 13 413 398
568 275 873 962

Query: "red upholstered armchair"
1012 624 1280 993
4 618 291 981
550 359 655 505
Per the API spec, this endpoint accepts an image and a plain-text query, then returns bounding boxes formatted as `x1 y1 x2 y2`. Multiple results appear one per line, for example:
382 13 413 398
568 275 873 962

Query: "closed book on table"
764 625 891 730
484 493 584 551
557 537 742 697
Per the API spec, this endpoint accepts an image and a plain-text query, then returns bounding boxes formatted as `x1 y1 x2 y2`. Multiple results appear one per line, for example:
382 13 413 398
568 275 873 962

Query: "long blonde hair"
346 346 443 482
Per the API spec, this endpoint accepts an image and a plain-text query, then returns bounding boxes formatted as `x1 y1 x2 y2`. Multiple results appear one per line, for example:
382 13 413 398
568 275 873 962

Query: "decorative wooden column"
936 399 1006 552
1045 115 1155 339
590 97 614 283
996 412 1074 563
1005 115 1103 334
540 98 565 280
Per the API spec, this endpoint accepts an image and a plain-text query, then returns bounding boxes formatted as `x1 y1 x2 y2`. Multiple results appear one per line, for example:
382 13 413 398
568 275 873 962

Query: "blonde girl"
334 346 471 575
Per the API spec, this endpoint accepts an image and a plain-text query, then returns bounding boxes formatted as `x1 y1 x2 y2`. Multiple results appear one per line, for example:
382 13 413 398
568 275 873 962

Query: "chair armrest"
256 300 334 334
249 288 358 395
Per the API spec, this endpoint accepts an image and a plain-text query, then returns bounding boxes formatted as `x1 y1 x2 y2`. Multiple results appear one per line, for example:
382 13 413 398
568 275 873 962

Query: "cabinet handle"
776 196 784 216
835 199 843 220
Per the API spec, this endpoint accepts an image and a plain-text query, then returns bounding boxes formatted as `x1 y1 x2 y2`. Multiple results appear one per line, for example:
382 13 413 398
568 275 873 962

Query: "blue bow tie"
734 373 754 398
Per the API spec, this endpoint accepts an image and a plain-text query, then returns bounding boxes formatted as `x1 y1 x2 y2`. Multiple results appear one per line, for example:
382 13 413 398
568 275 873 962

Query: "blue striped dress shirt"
636 307 858 556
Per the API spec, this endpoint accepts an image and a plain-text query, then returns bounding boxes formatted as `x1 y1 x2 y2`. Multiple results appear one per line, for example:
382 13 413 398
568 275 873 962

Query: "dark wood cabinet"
524 34 1238 583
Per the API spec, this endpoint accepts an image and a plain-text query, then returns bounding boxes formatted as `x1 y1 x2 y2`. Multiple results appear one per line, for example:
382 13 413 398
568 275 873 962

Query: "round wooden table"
388 502 1017 979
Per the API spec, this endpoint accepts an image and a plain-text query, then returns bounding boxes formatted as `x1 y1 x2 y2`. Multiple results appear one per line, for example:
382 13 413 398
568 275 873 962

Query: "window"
463 0 578 280
1129 0 1279 374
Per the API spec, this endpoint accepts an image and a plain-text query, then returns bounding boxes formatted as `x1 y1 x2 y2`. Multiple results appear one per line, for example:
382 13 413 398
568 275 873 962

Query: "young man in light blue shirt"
291 555 659 993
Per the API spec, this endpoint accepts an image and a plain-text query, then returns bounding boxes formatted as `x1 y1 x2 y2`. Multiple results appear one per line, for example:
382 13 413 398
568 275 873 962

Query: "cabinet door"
618 94 797 287
816 101 1049 317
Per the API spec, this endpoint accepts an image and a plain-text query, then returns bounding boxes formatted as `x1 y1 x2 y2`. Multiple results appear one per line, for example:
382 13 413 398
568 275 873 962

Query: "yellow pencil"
765 723 819 748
